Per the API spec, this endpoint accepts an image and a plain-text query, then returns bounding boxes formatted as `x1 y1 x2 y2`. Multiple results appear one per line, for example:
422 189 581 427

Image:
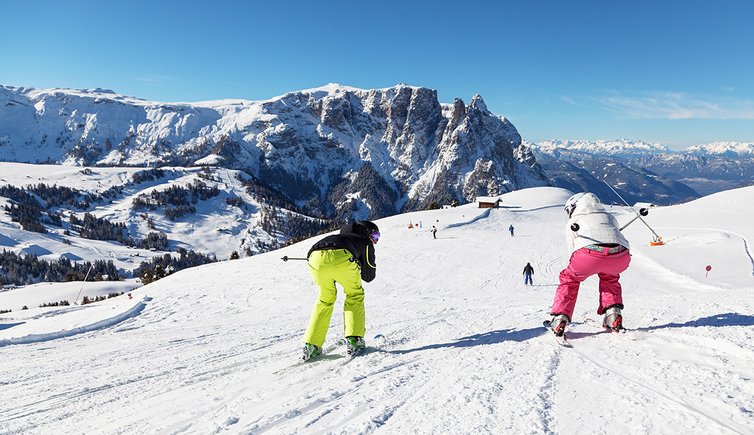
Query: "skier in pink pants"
549 192 631 336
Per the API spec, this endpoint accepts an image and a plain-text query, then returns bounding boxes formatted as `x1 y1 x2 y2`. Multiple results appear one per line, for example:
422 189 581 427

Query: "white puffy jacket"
565 193 630 254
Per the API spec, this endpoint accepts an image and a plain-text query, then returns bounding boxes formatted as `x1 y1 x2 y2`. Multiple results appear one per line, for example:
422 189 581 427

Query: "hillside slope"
1 187 753 433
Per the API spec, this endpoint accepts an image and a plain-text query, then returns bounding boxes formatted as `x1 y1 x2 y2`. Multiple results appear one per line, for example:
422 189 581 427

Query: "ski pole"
281 256 308 262
603 180 662 241
619 208 649 231
73 263 94 305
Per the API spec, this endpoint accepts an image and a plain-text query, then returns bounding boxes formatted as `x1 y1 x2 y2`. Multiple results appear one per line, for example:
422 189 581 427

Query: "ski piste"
543 320 573 348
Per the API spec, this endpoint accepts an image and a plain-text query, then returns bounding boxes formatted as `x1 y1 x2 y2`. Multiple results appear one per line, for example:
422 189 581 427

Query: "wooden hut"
477 196 502 208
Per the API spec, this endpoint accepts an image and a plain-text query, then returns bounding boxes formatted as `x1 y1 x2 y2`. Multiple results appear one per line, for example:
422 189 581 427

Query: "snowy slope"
1 186 753 433
0 280 140 311
0 162 273 267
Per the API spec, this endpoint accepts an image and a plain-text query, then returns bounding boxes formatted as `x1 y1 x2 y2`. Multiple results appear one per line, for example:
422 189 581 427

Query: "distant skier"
508 224 515 236
548 193 631 336
523 262 534 285
301 220 379 361
431 225 437 239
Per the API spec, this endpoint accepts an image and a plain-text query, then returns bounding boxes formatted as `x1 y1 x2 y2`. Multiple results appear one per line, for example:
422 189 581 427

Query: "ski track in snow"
570 338 751 433
1 187 754 433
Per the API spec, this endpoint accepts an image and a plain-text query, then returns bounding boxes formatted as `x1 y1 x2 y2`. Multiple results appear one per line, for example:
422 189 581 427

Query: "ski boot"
550 314 569 337
345 336 366 356
302 343 322 361
603 306 624 332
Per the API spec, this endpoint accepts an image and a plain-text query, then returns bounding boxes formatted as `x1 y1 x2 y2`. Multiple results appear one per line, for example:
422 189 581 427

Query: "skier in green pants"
302 220 379 361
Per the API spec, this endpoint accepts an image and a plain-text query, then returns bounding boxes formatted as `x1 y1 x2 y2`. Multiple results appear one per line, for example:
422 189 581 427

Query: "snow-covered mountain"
686 141 754 157
535 139 671 157
0 84 549 219
2 186 753 433
534 138 754 159
531 139 754 202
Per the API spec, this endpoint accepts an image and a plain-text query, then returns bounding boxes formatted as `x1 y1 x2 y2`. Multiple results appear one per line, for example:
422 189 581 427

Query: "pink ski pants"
550 247 631 320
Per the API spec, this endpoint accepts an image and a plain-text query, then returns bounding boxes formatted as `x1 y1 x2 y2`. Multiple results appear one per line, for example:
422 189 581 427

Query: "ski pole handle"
281 256 308 262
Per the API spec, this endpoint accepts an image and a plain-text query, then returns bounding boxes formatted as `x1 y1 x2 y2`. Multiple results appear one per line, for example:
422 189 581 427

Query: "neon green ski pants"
304 249 366 347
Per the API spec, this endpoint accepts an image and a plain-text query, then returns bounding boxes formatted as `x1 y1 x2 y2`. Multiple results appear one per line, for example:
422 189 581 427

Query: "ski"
275 340 344 374
584 317 628 334
339 334 385 366
543 320 573 348
338 346 368 366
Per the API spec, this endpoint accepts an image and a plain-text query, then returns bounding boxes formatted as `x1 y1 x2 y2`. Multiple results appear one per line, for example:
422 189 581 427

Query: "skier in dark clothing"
508 224 515 236
523 262 534 285
301 221 379 361
431 225 437 239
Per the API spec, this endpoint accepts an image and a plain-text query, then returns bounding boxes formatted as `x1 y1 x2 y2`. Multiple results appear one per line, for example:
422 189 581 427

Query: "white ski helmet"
564 192 586 217
565 192 604 218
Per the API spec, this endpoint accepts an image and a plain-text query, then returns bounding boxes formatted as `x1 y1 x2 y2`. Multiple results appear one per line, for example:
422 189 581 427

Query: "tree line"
132 179 220 220
0 250 121 286
135 248 217 284
0 246 216 287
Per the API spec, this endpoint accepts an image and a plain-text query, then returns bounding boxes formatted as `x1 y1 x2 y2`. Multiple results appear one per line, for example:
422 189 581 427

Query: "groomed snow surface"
2 186 754 434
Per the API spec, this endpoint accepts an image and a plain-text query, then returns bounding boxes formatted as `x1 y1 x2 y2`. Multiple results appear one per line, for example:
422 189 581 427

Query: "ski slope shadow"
637 312 754 332
0 322 25 331
384 326 543 355
445 208 492 229
510 204 562 213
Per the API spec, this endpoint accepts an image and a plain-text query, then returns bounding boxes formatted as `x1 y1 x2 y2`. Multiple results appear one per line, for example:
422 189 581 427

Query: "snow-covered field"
0 162 270 267
1 186 753 434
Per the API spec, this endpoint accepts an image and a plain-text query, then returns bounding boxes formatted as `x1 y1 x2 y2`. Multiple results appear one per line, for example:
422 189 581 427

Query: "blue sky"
1 0 752 147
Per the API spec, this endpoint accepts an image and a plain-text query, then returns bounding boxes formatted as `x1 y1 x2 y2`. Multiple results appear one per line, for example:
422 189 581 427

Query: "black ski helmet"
358 220 380 242
359 220 379 233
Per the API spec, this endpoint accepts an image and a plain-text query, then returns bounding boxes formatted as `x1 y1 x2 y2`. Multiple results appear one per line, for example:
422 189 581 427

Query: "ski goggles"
370 231 380 244
565 203 577 218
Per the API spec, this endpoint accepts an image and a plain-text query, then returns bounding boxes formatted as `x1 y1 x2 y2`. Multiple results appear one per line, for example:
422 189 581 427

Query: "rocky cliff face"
0 84 549 219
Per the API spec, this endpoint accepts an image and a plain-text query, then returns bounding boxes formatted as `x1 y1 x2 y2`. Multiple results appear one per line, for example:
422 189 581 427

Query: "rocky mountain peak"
0 83 550 219
469 94 489 114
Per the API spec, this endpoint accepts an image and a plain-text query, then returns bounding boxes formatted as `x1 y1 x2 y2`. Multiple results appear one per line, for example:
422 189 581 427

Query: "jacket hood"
340 222 372 240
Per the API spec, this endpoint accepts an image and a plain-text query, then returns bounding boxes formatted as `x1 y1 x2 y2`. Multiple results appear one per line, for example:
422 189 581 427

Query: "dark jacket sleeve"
359 242 376 282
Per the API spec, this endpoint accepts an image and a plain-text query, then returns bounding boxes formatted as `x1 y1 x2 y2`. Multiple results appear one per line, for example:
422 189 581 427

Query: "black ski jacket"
307 222 377 282
523 264 534 275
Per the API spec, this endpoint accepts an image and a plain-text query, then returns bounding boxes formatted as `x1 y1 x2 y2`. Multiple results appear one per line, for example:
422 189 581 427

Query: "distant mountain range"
0 84 549 220
530 139 754 204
